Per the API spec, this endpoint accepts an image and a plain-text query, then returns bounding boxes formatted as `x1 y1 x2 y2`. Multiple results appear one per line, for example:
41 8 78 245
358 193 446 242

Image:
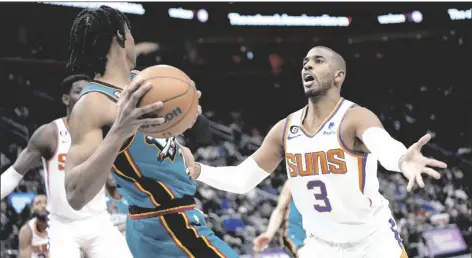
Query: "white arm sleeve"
1 166 24 200
362 127 407 172
196 156 270 194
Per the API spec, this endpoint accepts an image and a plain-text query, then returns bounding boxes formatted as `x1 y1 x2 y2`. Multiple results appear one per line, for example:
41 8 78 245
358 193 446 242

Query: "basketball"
133 65 199 139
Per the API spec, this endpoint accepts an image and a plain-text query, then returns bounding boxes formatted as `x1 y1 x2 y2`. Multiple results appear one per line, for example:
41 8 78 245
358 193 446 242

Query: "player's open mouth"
304 74 315 82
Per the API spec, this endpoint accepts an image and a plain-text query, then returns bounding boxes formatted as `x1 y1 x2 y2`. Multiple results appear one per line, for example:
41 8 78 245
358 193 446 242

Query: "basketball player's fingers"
123 78 146 96
196 90 201 99
415 134 431 150
128 82 152 106
134 101 164 117
422 167 441 179
415 173 425 188
197 105 202 115
138 117 166 126
424 158 447 169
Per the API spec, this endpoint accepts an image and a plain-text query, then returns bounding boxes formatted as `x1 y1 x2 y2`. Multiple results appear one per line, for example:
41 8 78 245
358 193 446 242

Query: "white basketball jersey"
42 118 107 221
284 98 392 243
27 218 49 258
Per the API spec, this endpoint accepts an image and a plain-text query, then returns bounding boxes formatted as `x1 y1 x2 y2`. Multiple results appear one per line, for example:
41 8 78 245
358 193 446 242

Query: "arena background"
0 2 471 258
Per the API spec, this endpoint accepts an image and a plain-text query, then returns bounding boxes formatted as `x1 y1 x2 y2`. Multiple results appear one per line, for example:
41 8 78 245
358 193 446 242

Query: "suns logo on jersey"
145 136 178 162
286 148 347 177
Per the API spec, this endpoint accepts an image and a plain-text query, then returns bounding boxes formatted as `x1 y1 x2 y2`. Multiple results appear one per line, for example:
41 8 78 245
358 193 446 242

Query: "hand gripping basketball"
111 78 165 138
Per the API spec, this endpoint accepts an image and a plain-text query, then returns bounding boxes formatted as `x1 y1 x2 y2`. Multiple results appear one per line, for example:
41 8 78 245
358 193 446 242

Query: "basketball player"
18 194 48 258
0 74 132 258
253 181 306 258
64 6 237 258
184 46 448 258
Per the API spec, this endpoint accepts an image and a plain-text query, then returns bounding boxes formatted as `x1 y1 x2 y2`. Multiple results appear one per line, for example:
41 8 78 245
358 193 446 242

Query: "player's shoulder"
272 117 290 135
344 105 377 120
73 92 115 125
29 120 58 148
19 221 33 237
342 105 380 132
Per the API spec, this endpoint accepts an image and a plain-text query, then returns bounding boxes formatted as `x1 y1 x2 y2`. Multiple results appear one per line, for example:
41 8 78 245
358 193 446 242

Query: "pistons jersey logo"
145 136 178 162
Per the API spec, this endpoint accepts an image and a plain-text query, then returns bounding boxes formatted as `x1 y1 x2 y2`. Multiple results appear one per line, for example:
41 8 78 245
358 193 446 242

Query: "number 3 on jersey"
58 153 67 171
307 180 332 212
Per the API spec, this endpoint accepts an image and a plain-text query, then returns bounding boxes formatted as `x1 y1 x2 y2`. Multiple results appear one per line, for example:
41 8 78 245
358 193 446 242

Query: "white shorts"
48 213 133 258
298 218 408 258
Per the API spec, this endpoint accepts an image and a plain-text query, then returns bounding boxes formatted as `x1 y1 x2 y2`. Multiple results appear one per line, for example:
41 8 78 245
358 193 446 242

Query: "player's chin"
304 88 318 97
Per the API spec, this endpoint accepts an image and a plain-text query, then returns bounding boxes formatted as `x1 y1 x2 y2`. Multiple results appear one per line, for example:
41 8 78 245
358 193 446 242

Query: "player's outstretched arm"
253 181 292 252
346 106 447 191
18 224 33 258
65 79 165 210
184 119 286 194
1 124 55 200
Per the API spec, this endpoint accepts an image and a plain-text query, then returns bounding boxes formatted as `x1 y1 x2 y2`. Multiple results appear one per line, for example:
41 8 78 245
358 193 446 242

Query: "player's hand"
180 146 201 178
252 233 272 253
111 78 165 138
187 82 202 130
399 134 447 192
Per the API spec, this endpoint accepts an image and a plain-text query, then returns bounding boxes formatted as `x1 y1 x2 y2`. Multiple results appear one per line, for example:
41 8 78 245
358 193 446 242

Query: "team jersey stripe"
283 114 293 151
114 151 176 206
299 98 344 137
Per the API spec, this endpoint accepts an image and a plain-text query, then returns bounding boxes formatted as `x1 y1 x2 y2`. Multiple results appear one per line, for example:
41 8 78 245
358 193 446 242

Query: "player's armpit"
18 224 33 258
193 119 285 194
65 93 124 210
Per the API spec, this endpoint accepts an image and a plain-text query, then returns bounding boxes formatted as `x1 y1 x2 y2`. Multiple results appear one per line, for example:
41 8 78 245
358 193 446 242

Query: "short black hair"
61 74 90 95
67 5 131 77
313 46 346 72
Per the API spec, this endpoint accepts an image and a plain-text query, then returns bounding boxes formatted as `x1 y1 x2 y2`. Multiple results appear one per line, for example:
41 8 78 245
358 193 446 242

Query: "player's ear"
116 30 124 41
334 70 345 84
62 94 70 106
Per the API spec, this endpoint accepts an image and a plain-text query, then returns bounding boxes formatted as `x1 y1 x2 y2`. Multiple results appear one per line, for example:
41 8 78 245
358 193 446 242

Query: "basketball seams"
137 76 192 106
141 84 197 135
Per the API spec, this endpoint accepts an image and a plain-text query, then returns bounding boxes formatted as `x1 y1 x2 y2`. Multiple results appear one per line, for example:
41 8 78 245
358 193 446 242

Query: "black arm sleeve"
183 115 213 149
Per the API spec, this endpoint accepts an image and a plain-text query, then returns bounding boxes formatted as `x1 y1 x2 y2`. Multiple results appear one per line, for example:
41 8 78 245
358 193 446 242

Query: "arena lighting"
377 13 406 24
168 7 194 20
411 11 423 23
197 9 209 23
37 2 145 15
447 8 471 20
227 13 351 27
168 8 209 23
377 11 423 24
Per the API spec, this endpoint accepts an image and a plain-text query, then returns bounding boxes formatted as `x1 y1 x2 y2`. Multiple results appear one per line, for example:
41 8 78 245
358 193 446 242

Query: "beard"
33 211 48 222
305 79 332 103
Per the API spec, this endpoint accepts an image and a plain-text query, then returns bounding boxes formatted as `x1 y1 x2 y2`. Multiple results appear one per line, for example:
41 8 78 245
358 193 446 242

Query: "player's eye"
315 59 323 64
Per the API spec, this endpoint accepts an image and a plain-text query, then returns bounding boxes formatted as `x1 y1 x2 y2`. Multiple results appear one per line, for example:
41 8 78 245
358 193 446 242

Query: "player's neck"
95 57 132 89
66 108 72 119
36 221 47 232
306 93 341 121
